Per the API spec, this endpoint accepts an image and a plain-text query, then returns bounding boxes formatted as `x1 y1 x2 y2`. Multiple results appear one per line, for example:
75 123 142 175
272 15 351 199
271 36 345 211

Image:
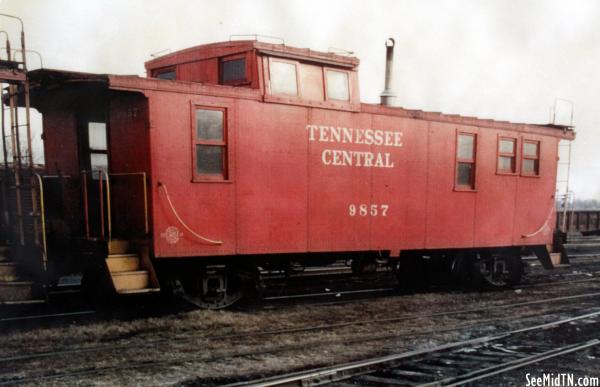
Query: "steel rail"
3 306 599 386
519 276 600 289
0 310 95 324
0 312 513 366
224 310 600 387
428 339 600 387
265 261 600 303
268 274 600 303
263 287 394 301
2 289 600 366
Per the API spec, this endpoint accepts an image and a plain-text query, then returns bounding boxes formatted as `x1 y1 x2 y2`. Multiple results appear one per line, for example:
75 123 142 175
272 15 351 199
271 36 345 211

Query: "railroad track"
0 310 96 324
0 286 96 329
1 262 599 334
225 310 600 387
2 265 600 385
2 308 598 386
260 256 600 305
3 289 600 385
261 268 600 309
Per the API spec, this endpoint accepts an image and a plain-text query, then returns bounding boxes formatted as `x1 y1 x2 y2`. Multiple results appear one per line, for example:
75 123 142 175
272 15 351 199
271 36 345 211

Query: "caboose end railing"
81 170 149 243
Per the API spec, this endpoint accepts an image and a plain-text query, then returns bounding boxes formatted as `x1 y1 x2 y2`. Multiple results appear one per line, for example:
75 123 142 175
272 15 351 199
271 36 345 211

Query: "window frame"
454 131 478 191
191 105 229 182
324 68 350 102
521 139 541 177
87 121 109 180
153 67 176 80
496 136 518 175
267 57 300 97
219 53 249 86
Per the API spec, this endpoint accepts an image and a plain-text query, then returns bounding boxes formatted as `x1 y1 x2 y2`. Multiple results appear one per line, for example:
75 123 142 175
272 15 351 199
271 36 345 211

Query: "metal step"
118 287 161 295
111 270 150 292
106 254 140 273
108 239 130 255
0 262 18 281
105 240 160 294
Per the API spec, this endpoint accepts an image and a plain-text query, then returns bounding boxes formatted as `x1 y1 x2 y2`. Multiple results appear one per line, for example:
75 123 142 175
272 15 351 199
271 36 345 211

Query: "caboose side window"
455 133 477 189
269 59 298 96
325 69 349 101
193 108 227 180
220 57 246 84
522 140 540 176
497 137 516 173
154 68 176 80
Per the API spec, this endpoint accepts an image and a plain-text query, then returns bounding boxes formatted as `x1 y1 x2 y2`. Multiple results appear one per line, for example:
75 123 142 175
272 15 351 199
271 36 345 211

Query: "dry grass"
2 262 600 386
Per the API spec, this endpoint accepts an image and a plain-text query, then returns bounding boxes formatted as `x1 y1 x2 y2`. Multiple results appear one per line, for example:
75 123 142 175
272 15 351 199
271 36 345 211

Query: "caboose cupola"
144 40 361 110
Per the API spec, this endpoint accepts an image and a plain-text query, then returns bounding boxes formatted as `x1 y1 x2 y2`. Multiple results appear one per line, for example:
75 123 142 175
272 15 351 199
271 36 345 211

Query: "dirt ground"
1 258 600 386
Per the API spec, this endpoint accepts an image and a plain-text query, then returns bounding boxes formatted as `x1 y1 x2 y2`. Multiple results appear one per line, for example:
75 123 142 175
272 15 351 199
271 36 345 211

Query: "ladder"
0 14 45 302
556 139 573 233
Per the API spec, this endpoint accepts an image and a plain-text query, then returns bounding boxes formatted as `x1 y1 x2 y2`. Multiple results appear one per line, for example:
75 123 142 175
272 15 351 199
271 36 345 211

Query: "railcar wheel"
351 256 377 274
173 267 244 309
451 252 480 290
475 252 523 288
393 254 427 291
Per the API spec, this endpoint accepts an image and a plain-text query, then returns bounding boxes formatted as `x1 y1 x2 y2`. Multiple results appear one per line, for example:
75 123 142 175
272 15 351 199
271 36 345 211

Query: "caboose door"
79 120 110 239
153 101 235 257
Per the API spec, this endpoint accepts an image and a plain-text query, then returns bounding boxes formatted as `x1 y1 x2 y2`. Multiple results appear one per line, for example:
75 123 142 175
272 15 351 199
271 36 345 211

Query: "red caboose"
2 38 574 307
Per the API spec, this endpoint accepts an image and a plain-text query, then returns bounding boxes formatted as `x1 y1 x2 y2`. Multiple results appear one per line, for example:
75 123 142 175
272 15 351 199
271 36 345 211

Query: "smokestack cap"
380 37 396 106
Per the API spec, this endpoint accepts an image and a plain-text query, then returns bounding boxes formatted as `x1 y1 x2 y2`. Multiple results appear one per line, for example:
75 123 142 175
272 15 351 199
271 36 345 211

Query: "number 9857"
349 204 389 217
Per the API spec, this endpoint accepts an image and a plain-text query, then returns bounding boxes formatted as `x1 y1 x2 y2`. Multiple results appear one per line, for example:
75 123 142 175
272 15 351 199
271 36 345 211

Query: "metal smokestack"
380 38 396 106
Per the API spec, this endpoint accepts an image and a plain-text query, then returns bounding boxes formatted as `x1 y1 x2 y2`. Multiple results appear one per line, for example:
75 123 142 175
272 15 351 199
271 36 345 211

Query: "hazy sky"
1 0 599 198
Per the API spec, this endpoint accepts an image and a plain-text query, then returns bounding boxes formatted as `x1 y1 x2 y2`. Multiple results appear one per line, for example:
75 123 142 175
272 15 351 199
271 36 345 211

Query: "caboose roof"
144 40 360 71
25 68 574 139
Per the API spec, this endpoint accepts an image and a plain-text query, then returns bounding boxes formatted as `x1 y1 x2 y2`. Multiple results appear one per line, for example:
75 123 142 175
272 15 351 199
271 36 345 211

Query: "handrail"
0 14 24 33
81 170 149 241
157 181 222 245
34 173 47 271
142 173 148 234
522 205 555 239
99 169 111 244
98 172 104 239
0 14 26 70
81 171 90 239
0 47 43 69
